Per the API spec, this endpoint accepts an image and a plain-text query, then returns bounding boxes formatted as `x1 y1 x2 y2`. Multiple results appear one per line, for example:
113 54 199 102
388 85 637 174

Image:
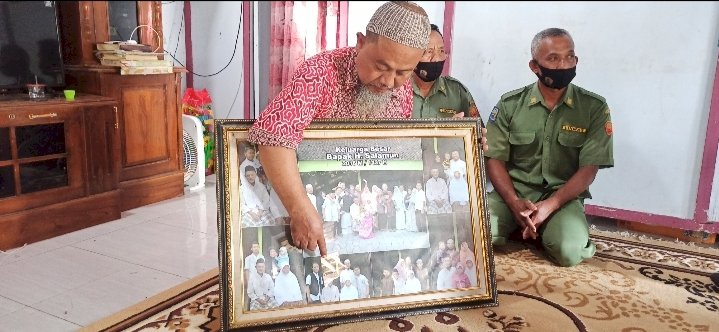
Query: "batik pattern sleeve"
247 56 333 149
579 102 614 168
399 80 414 118
484 100 511 161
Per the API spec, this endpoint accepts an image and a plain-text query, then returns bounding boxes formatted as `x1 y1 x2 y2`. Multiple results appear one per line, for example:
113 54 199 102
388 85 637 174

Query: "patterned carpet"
84 231 719 332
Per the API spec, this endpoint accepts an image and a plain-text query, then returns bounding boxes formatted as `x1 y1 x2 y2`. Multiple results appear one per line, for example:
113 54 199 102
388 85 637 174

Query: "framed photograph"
216 119 497 331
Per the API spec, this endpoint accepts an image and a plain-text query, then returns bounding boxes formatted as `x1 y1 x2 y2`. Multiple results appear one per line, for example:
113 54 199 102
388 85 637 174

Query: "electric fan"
182 114 206 191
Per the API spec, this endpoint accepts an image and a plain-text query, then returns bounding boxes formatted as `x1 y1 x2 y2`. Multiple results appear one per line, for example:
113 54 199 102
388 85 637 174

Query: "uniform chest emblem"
439 108 457 114
561 124 587 133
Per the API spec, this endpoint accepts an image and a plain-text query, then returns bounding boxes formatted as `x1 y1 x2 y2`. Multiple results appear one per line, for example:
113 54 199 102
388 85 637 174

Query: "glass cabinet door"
108 1 139 42
0 127 13 199
0 127 10 161
15 123 68 194
0 123 70 197
0 107 84 215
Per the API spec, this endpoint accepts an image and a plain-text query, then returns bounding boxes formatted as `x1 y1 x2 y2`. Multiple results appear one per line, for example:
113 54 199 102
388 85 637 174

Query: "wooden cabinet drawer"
0 106 80 126
0 106 86 215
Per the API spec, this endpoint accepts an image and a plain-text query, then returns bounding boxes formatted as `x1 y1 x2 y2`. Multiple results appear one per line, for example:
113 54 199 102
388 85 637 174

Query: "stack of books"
95 42 173 75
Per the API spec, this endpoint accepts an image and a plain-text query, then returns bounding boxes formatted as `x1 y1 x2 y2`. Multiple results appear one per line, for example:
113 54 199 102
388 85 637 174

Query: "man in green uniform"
412 23 481 182
412 24 479 119
485 28 613 267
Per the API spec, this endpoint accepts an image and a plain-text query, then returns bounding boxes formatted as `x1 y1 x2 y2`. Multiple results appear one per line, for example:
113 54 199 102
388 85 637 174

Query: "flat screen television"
0 1 65 92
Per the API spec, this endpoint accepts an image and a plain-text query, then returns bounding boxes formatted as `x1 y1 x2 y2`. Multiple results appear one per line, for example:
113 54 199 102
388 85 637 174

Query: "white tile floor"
0 176 219 332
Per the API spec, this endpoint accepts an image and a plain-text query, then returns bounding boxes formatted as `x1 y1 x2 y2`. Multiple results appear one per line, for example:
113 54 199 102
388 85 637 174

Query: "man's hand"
289 207 327 256
451 114 487 151
258 145 329 257
480 127 488 152
523 199 559 239
507 198 537 233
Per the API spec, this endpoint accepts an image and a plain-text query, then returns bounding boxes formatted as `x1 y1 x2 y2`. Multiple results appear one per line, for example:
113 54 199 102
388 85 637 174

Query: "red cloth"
248 47 413 149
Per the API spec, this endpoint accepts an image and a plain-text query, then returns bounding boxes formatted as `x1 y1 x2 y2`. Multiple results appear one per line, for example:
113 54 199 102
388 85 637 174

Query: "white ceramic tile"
0 296 24 319
0 306 80 332
73 221 218 278
32 265 187 326
0 246 135 305
0 180 221 330
122 193 206 220
0 208 158 267
152 205 218 237
0 240 66 267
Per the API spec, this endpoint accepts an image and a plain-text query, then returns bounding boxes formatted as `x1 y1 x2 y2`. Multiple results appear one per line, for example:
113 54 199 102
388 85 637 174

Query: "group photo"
239 240 482 312
234 133 485 312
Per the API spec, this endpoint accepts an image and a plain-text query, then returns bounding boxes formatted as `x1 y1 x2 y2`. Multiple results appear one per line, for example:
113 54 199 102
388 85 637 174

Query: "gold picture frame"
216 119 497 331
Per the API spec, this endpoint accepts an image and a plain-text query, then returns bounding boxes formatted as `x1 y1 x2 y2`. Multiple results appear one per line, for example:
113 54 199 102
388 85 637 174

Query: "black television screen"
0 1 64 91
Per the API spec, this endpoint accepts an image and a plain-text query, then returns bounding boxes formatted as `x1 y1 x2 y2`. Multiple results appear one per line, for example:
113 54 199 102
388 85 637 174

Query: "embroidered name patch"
561 124 587 133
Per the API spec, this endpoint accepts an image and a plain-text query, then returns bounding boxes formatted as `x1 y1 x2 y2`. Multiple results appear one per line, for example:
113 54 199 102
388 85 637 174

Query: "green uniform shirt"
485 82 613 200
412 76 479 119
413 76 482 158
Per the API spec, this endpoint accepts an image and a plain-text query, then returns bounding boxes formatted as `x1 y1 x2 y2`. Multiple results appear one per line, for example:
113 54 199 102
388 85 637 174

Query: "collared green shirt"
412 76 479 119
413 76 481 158
485 82 613 200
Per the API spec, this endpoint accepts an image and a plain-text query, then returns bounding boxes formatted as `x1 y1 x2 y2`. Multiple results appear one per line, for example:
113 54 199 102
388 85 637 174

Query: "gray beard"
354 85 393 118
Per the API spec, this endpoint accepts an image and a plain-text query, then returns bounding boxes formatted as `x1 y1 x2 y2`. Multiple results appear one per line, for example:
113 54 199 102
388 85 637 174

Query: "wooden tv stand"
0 94 121 250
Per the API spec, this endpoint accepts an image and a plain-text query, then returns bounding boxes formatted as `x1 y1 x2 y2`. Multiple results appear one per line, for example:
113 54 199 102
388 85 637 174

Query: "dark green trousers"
488 191 596 267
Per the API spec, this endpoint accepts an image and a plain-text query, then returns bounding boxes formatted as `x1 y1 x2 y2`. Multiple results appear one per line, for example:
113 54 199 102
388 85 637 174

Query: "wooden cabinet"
57 1 164 66
0 95 121 250
0 0 183 250
65 67 184 211
59 0 185 211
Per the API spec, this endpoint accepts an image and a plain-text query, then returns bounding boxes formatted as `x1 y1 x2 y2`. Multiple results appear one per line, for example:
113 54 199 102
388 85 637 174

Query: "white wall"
189 1 245 119
451 1 719 220
347 1 445 47
161 1 187 93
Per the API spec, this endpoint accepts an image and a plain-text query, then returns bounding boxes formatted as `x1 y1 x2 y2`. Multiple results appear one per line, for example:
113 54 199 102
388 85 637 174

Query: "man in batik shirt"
247 2 431 256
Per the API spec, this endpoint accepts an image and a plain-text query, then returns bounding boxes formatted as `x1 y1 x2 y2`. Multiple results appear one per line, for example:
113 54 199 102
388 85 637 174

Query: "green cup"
64 89 76 101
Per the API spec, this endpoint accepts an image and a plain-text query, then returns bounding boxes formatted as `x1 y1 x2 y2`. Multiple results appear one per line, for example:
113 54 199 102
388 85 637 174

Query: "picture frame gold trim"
216 119 497 331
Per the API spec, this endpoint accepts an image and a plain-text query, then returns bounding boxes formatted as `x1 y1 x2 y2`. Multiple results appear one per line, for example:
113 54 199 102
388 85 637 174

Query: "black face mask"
414 60 445 82
534 62 576 89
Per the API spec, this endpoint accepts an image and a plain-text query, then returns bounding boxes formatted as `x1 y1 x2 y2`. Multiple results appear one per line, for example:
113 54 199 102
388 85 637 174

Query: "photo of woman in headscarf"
403 270 422 294
276 246 290 270
464 258 478 287
273 263 305 307
451 262 471 289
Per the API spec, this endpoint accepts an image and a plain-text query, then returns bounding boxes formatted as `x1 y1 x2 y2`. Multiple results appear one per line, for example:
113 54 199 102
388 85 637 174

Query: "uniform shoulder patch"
488 106 499 124
604 121 613 136
468 103 479 117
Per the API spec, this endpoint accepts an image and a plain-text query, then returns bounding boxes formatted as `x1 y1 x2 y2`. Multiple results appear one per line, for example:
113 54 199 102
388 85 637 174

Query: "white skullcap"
366 1 431 49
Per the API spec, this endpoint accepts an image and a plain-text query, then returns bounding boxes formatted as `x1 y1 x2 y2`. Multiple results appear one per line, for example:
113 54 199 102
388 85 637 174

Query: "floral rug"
83 231 719 332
